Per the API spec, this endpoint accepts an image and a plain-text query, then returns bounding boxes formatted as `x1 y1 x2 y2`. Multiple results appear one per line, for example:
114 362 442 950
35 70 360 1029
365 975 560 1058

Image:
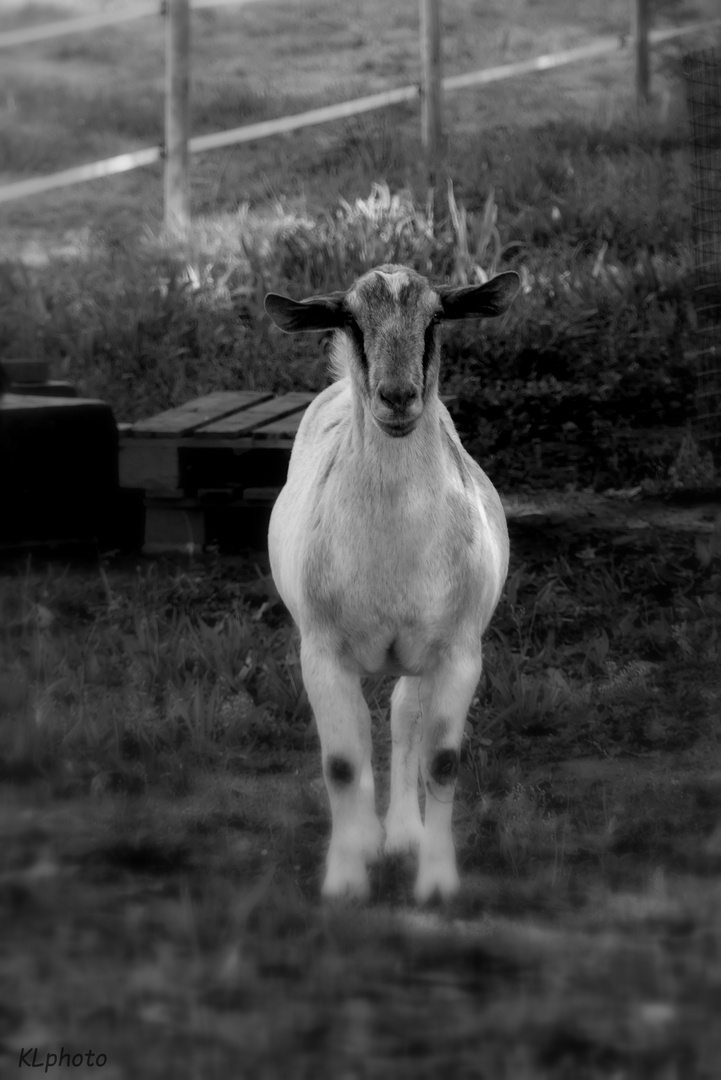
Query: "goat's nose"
377 384 419 412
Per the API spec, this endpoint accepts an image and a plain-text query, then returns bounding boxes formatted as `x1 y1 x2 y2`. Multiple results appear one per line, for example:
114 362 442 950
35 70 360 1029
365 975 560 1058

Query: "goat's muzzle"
372 383 422 438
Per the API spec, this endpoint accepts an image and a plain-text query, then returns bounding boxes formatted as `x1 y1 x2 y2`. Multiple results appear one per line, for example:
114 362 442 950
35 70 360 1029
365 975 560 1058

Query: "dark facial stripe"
422 321 438 397
343 316 371 395
345 319 367 364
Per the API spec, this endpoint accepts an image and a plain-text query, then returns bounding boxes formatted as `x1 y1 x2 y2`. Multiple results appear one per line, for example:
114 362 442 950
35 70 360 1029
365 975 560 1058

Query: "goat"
264 263 519 902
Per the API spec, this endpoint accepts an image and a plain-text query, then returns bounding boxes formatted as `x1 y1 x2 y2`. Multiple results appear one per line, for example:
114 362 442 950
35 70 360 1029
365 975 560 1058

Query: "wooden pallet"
119 390 456 554
119 391 317 553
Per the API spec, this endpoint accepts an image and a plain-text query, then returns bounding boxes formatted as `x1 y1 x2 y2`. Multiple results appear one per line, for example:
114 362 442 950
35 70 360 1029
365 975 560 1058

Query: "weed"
496 782 558 874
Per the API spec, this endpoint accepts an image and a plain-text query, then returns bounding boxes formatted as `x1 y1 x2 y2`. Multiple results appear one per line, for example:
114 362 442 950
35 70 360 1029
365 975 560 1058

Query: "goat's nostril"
378 385 418 412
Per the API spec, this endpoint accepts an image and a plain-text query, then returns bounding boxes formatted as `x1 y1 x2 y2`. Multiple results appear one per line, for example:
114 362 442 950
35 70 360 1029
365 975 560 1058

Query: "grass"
1 515 720 1076
3 511 719 785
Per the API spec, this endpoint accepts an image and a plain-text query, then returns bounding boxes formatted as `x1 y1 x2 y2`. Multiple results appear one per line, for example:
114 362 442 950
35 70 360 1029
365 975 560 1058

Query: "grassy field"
2 511 720 1076
2 0 721 1076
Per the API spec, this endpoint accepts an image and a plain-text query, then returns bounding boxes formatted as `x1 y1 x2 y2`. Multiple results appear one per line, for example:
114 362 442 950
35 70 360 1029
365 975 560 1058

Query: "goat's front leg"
385 676 424 855
415 649 483 904
300 636 383 900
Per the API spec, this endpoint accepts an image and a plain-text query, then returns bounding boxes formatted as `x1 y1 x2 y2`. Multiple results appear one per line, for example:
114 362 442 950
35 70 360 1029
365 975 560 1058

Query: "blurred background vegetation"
0 0 718 493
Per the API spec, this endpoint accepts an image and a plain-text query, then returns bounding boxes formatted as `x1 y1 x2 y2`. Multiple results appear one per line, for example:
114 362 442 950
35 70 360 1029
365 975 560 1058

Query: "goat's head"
265 265 520 438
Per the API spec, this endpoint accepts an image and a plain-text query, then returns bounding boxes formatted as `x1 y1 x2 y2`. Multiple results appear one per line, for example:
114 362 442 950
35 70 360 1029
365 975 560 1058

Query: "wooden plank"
244 487 282 504
0 393 106 411
146 493 270 509
11 381 76 399
222 432 300 451
118 440 184 491
199 392 315 436
130 391 272 437
253 408 309 439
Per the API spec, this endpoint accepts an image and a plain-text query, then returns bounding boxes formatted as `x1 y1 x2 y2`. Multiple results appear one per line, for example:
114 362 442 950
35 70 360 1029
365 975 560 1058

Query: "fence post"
631 0 650 103
164 0 190 236
419 0 443 194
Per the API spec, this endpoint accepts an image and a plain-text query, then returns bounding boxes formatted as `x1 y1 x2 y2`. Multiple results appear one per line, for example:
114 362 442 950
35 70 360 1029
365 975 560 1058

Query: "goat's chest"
300 483 485 670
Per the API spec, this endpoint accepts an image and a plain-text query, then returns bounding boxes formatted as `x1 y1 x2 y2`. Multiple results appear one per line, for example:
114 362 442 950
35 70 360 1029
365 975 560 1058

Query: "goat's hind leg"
415 650 483 904
384 676 424 856
300 637 383 900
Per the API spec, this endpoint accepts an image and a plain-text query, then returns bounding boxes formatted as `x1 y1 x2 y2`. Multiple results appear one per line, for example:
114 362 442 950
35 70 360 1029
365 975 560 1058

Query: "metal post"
164 0 190 236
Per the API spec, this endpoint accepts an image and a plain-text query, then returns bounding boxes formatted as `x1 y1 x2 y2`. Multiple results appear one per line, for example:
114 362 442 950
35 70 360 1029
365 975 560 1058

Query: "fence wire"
684 48 721 457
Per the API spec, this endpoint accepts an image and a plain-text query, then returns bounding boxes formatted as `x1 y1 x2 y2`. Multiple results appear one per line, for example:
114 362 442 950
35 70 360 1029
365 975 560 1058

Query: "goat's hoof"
414 857 460 905
322 850 371 902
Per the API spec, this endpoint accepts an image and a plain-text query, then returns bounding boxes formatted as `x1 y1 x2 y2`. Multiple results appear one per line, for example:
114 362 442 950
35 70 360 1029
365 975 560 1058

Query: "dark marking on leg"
326 755 354 786
429 748 459 787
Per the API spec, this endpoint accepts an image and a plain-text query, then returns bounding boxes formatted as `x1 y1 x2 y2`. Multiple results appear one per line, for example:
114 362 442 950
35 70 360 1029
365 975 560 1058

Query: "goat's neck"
348 385 449 496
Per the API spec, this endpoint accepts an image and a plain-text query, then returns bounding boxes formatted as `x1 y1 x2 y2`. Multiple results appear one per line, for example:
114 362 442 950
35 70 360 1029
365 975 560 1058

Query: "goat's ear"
437 271 520 321
264 291 347 334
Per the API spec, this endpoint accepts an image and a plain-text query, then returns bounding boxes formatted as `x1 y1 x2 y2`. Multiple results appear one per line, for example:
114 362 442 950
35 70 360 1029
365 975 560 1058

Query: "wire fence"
685 47 721 456
0 0 252 49
0 2 720 212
